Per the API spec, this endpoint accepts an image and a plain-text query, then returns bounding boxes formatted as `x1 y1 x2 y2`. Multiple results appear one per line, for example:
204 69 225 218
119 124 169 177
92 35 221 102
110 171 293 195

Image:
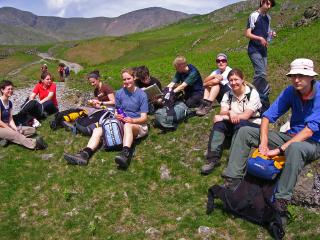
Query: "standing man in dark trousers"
245 0 276 112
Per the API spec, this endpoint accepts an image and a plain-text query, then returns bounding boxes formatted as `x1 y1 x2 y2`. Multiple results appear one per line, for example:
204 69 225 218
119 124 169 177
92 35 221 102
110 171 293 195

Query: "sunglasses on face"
216 59 227 63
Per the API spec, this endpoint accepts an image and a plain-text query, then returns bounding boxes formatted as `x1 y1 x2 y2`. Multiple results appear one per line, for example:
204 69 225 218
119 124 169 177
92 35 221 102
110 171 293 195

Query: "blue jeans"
248 52 270 112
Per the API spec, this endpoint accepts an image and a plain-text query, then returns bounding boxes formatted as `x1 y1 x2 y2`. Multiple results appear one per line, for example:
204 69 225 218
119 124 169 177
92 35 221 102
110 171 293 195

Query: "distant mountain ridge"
0 7 192 45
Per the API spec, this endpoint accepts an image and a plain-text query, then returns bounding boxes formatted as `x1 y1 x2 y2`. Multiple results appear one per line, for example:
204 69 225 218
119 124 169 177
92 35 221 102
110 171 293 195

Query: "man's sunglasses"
216 59 227 63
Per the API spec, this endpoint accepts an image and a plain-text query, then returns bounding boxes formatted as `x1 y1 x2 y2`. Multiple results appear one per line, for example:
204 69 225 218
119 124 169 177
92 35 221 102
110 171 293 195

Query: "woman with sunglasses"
0 80 47 149
196 53 232 116
200 69 262 175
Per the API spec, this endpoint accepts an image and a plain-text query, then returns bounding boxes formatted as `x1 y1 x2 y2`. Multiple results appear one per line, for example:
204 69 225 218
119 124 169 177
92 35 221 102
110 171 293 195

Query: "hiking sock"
83 147 94 158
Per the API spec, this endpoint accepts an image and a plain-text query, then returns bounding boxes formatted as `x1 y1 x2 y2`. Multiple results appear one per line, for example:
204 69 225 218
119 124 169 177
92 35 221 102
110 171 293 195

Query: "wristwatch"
278 146 285 155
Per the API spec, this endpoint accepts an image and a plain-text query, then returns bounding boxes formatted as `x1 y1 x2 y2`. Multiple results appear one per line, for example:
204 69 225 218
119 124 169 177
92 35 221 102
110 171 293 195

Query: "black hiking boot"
273 198 290 227
35 136 48 150
64 150 89 166
200 160 220 175
115 147 132 169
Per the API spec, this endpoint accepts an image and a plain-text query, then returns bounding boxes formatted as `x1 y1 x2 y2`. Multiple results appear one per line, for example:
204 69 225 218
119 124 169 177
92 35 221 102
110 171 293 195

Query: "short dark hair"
135 66 150 80
0 80 13 95
260 0 276 7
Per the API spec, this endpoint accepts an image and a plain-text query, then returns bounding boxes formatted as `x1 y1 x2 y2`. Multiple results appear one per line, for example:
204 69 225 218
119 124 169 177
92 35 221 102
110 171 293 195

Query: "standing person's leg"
64 127 103 165
201 120 232 175
115 123 148 169
249 52 270 111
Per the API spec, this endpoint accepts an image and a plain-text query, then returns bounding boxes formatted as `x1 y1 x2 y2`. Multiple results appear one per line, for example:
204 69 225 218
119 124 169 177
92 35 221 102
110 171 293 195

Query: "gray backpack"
154 101 192 130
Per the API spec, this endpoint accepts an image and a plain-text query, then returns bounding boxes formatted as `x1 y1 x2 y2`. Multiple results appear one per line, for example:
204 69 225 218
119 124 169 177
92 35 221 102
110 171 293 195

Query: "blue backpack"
100 112 124 150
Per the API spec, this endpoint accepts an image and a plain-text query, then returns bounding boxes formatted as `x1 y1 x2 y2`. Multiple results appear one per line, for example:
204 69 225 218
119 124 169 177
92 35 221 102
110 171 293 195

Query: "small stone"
34 185 41 191
20 212 27 219
40 209 49 217
176 216 182 221
108 169 116 175
160 164 171 180
185 183 191 189
145 227 161 239
198 226 216 237
41 154 54 161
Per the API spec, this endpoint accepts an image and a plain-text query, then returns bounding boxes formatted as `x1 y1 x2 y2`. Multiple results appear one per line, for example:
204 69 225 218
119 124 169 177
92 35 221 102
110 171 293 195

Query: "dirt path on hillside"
10 53 85 114
8 52 83 76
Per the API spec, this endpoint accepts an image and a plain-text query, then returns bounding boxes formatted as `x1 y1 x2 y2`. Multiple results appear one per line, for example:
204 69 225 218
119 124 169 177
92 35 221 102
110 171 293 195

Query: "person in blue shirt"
166 55 204 108
222 58 319 223
64 68 148 169
245 0 276 112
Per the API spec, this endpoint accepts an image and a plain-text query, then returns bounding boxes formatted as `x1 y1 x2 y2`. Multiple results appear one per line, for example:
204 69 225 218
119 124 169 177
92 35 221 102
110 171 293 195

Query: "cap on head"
216 53 228 61
286 58 318 77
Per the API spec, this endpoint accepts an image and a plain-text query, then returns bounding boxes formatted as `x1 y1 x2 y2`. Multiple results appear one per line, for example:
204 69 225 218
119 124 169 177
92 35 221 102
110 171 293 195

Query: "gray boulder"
292 161 320 208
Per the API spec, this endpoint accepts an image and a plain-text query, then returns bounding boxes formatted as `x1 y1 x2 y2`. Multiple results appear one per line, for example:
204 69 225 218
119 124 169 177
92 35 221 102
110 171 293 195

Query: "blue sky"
0 0 244 18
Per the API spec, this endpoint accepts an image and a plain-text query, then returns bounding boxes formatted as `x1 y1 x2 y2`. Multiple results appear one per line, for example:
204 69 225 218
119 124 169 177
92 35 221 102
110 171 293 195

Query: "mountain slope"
0 6 191 44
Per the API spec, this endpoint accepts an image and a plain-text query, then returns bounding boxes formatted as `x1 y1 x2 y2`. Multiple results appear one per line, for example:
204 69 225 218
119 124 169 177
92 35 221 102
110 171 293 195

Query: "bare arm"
203 74 222 87
39 92 54 104
266 126 314 157
173 82 188 93
259 117 270 155
29 92 36 100
122 112 148 125
245 28 267 47
8 109 17 131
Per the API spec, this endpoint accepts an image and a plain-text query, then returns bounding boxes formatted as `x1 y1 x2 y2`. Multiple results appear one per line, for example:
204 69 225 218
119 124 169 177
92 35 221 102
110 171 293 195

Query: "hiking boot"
0 138 8 147
200 161 220 175
223 177 241 191
273 198 290 227
196 105 211 116
35 136 48 150
64 150 89 166
115 148 132 169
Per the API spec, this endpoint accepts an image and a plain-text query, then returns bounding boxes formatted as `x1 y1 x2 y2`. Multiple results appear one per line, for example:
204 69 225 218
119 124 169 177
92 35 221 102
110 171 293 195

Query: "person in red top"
29 72 58 115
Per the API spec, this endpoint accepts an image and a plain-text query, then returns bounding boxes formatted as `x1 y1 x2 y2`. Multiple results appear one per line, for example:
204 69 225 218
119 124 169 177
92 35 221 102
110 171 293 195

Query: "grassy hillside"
0 0 320 239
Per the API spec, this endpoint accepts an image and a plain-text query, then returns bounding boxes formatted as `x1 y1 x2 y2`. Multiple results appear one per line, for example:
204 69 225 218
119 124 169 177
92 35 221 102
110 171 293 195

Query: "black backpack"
75 109 108 136
50 108 87 130
207 175 285 240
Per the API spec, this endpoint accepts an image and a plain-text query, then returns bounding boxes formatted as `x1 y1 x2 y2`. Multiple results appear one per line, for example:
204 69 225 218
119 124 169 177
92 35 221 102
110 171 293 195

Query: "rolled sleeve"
307 121 320 133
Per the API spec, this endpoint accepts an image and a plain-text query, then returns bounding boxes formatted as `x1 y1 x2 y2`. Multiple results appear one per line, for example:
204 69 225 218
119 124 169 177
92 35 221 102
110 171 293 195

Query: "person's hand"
115 114 123 121
229 111 240 124
265 148 280 158
258 144 269 156
216 75 223 82
259 36 268 47
122 117 134 123
271 31 277 38
214 115 224 123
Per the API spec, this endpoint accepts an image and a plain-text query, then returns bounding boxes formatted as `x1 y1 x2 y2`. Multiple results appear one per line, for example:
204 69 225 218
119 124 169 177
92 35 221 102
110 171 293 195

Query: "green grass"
0 0 320 239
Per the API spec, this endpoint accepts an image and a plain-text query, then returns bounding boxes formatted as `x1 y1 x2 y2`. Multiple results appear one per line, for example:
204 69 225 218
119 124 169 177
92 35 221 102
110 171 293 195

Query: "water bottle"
117 108 127 118
267 29 274 43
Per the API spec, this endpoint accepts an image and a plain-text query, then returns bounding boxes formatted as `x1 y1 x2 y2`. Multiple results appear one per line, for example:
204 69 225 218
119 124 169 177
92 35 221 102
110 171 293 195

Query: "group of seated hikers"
1 55 319 234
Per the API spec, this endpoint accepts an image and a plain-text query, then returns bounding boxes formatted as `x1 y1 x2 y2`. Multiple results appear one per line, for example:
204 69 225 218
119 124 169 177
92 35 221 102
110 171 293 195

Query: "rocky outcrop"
295 4 320 27
292 161 320 208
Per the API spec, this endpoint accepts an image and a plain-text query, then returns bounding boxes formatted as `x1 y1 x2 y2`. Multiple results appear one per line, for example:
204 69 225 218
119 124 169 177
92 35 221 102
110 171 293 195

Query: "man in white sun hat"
221 58 319 224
